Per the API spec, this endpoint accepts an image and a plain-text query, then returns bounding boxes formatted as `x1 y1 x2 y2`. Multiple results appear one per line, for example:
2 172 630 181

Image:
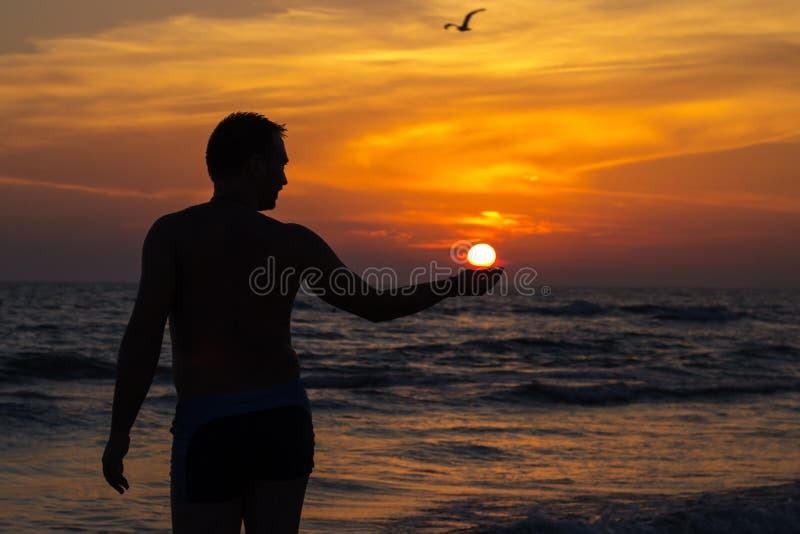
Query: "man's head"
206 112 289 210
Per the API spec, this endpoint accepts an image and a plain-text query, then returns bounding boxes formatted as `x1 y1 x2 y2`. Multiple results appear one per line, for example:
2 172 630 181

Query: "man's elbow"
362 308 395 323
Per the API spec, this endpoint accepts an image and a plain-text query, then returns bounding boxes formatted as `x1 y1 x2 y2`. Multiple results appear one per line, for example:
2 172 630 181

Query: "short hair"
205 112 286 182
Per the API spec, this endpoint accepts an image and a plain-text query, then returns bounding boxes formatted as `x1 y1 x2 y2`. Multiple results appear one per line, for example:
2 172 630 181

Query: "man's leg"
171 497 243 534
242 476 309 534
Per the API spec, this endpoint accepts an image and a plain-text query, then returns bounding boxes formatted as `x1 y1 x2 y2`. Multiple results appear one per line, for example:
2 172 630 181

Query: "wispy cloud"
452 210 568 235
0 175 202 200
347 228 414 242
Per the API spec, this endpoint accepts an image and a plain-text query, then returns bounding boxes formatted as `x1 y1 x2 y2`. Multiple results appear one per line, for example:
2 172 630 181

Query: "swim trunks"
170 378 314 502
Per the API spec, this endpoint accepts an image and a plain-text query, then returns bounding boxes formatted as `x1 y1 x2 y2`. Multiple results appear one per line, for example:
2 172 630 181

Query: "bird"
444 8 486 31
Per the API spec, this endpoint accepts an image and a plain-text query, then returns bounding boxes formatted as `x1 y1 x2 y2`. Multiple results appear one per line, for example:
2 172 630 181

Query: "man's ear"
246 153 266 177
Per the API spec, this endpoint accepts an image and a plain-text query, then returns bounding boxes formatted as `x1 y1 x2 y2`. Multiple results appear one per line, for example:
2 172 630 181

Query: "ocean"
1 283 799 532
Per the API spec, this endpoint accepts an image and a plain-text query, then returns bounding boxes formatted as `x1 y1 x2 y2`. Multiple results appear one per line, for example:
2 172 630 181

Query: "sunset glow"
0 1 798 285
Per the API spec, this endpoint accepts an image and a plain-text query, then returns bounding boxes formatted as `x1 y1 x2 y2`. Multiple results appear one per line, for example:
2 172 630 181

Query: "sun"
467 243 496 267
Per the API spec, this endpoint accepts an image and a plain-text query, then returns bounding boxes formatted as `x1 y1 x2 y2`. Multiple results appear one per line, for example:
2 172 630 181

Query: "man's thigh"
172 497 243 534
170 404 314 533
243 476 309 534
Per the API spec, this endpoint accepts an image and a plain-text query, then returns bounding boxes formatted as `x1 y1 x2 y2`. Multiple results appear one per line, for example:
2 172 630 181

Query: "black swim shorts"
170 380 315 502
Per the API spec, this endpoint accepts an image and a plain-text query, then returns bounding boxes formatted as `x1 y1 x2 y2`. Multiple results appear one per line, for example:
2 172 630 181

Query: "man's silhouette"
102 112 501 533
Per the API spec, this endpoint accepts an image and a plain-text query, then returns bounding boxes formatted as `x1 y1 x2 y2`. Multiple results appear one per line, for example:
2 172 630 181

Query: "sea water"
1 283 799 532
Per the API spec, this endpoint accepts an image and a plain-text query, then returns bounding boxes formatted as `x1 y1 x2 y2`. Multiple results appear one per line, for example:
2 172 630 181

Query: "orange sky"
1 1 799 285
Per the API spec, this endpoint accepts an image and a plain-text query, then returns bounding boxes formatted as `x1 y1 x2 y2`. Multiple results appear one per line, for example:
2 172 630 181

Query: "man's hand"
102 434 131 494
449 267 505 297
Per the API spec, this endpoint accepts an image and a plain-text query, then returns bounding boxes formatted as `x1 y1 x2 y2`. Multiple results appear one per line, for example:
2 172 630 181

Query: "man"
102 112 502 533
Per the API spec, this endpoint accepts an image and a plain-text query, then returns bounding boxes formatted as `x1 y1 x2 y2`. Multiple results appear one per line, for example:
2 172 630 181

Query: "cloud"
2 2 798 179
0 1 284 54
347 228 414 242
341 208 570 250
578 140 800 214
452 210 568 235
0 0 434 54
0 174 202 200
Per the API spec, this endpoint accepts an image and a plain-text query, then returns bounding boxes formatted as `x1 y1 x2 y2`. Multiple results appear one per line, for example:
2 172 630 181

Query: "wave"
0 397 89 428
620 303 746 322
381 481 800 533
14 323 61 332
734 343 799 361
293 328 347 340
303 371 396 389
485 379 800 405
302 366 460 390
0 389 61 401
463 481 800 534
0 350 171 382
513 300 605 317
396 440 524 464
512 300 747 322
467 336 619 356
389 336 619 358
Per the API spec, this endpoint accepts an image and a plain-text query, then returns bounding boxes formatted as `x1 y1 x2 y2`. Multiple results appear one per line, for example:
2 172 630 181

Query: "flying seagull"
444 8 486 31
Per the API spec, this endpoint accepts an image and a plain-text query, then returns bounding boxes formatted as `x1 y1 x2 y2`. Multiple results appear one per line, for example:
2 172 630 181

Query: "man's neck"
211 181 258 209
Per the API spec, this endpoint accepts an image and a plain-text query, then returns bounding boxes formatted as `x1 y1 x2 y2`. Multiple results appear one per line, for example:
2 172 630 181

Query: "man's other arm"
289 224 500 323
103 216 176 493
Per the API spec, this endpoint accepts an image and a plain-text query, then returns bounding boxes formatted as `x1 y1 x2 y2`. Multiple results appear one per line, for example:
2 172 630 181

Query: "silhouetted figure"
101 112 502 533
444 8 486 31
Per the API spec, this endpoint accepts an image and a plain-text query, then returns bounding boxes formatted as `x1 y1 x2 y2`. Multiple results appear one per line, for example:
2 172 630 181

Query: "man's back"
167 197 301 399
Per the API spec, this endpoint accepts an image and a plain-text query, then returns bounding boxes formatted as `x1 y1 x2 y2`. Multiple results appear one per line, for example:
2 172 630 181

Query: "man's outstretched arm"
290 224 501 322
103 216 176 494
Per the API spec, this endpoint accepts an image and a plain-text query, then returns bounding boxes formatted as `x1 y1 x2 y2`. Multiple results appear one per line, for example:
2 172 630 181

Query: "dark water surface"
1 283 799 532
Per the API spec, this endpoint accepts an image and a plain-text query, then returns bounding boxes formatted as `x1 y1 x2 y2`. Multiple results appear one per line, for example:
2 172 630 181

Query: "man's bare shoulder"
282 223 329 249
149 205 315 246
282 223 344 269
283 222 313 239
145 207 194 239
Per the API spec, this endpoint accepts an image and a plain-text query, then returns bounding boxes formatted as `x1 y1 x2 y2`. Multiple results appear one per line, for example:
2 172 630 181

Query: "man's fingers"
108 474 129 494
480 268 503 288
103 436 131 494
103 458 129 494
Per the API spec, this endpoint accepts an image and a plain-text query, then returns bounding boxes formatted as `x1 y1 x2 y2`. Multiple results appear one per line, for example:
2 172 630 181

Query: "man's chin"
258 199 277 211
